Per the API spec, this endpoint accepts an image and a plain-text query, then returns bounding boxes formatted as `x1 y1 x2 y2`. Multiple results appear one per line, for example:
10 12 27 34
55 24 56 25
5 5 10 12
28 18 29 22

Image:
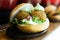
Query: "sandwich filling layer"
13 3 47 25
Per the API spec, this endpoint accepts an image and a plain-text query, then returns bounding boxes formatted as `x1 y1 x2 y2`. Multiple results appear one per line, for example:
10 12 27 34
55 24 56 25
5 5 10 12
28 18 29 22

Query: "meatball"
31 10 47 20
16 11 30 21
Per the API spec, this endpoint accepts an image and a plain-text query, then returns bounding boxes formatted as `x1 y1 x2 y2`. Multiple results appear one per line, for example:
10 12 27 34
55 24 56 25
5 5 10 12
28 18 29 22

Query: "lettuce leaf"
14 16 46 25
15 18 18 24
15 18 29 24
32 16 46 24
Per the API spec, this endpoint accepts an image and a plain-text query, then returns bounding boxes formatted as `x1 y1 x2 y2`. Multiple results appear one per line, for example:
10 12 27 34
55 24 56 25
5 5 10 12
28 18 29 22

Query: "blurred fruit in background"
0 0 18 10
0 0 60 10
19 0 60 7
41 0 60 7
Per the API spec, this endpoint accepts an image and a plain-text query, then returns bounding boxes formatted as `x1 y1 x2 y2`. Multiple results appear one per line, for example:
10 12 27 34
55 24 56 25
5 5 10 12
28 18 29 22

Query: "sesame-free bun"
10 3 33 22
10 3 49 33
45 5 57 13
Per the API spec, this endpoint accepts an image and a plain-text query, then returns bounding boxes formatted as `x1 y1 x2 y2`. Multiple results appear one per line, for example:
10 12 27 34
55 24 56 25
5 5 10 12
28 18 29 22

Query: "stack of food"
45 5 60 22
10 3 49 33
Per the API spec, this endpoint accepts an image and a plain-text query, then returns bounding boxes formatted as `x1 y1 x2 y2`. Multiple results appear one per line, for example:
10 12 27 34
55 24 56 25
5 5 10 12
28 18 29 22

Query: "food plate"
6 25 47 39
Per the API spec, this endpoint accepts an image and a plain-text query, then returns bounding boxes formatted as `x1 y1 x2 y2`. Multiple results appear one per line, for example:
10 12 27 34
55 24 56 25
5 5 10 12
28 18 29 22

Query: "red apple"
50 0 60 6
0 0 18 10
41 0 60 6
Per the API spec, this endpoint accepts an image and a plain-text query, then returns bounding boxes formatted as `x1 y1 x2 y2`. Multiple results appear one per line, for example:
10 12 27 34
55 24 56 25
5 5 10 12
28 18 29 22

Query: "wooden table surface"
0 22 60 40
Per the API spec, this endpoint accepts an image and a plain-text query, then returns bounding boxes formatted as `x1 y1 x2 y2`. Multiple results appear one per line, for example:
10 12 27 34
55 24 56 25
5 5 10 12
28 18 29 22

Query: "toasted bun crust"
17 18 49 33
45 5 57 13
10 3 33 22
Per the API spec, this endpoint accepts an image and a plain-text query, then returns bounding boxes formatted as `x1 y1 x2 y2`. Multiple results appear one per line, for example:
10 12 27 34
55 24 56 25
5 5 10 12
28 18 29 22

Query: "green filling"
15 18 18 24
15 18 29 25
14 16 46 25
32 16 46 24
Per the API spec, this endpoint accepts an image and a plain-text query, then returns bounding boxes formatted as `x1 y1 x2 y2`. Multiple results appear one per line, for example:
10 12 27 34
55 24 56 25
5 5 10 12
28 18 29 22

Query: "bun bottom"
17 18 49 33
6 26 47 38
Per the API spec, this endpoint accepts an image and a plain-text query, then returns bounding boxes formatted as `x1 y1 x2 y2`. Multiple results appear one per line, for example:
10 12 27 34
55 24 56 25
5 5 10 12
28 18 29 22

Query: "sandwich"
10 3 49 33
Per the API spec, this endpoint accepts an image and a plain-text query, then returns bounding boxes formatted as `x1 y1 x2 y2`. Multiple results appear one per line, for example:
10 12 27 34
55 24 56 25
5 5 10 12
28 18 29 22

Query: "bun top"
10 3 33 22
45 5 57 13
